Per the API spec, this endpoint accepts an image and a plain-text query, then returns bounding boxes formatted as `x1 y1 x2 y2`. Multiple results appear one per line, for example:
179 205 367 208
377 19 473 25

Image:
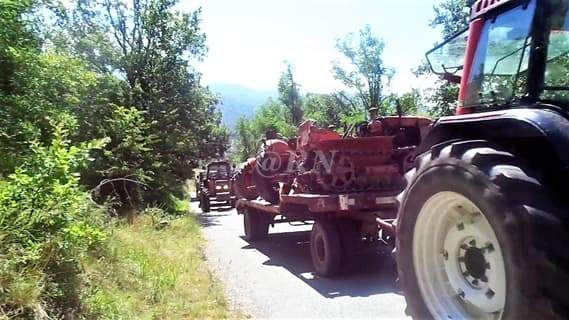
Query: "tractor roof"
471 0 518 20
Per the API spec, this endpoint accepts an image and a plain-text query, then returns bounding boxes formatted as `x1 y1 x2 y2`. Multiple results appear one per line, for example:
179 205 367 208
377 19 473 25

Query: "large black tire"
310 220 343 277
397 140 568 319
243 209 270 241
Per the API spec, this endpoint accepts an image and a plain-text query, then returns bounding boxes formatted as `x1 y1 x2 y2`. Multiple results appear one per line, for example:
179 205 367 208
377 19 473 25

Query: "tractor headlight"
223 185 229 190
215 185 222 190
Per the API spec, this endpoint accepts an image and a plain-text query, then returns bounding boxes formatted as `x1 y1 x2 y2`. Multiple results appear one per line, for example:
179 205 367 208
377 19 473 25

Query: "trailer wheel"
397 140 567 319
243 209 269 241
311 220 343 277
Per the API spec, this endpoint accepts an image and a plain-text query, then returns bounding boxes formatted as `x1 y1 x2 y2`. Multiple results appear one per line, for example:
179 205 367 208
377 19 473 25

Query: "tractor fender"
416 108 569 168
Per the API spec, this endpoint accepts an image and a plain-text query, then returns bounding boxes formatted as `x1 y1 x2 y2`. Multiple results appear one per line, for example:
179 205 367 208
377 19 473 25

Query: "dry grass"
82 215 235 319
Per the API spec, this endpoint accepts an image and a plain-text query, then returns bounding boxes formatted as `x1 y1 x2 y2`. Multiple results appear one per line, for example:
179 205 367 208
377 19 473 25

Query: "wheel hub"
459 239 489 288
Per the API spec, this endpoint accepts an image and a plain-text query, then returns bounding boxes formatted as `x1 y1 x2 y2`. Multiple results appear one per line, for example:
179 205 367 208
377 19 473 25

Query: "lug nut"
442 250 449 260
481 275 488 282
469 239 476 246
458 289 465 299
472 279 479 286
485 262 491 270
486 289 495 299
485 243 495 252
457 222 465 231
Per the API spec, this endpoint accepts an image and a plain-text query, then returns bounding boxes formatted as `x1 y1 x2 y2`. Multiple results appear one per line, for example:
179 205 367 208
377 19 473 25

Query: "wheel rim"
413 191 506 319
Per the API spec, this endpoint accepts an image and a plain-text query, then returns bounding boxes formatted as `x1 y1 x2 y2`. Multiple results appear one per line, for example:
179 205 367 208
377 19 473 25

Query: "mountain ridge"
208 82 277 129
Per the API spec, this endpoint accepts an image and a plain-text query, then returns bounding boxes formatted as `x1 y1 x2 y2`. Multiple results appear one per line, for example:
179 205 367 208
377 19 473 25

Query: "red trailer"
236 189 398 277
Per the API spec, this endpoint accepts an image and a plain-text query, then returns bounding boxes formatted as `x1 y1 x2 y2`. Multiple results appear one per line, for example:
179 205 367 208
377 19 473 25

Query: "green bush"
0 123 108 318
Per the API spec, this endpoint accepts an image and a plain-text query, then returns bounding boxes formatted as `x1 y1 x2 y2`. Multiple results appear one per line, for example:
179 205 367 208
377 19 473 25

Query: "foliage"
303 93 346 129
332 25 394 115
380 89 423 116
0 0 230 317
52 0 230 208
82 215 233 319
233 99 296 162
0 124 107 318
278 62 304 125
234 117 261 162
431 0 470 39
0 29 100 174
419 0 470 117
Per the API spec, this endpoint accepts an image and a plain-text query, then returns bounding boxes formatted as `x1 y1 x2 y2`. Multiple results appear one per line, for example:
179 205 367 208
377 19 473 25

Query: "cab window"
465 0 536 106
542 0 569 101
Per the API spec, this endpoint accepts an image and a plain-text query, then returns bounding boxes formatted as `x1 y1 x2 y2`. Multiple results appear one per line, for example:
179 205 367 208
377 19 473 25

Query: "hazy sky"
180 0 444 94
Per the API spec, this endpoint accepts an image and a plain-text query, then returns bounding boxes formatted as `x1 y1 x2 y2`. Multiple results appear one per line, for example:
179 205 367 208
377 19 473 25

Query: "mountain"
209 82 277 129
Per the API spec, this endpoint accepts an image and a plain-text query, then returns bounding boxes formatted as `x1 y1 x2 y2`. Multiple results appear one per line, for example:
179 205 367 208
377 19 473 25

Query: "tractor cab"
427 0 569 114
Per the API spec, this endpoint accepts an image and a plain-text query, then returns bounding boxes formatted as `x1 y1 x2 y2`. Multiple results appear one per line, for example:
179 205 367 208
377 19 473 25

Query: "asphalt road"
191 200 408 319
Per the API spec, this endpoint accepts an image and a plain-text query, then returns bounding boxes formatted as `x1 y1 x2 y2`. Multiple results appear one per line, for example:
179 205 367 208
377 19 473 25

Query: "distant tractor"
197 161 236 212
397 0 569 318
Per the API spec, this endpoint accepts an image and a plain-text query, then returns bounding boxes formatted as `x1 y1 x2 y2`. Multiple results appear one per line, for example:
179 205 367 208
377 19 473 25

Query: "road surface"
192 201 408 318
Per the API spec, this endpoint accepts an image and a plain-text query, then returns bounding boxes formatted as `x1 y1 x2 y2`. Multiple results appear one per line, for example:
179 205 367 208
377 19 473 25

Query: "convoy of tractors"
197 0 569 318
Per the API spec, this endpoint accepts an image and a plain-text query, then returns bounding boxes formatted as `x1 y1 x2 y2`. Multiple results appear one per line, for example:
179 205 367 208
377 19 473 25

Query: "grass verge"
82 214 232 319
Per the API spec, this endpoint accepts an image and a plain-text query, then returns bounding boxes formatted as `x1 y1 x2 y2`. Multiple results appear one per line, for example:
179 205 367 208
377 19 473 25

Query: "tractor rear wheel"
397 140 568 319
310 220 343 277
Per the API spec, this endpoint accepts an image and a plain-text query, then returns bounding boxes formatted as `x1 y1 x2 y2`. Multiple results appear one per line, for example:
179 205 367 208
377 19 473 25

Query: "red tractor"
197 161 236 212
397 0 569 318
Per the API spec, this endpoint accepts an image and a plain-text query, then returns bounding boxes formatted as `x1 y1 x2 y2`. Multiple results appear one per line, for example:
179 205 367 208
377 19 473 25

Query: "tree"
233 99 296 162
234 117 260 162
419 0 470 117
332 25 393 116
380 89 423 116
303 93 348 129
431 0 470 39
59 0 229 206
278 62 303 125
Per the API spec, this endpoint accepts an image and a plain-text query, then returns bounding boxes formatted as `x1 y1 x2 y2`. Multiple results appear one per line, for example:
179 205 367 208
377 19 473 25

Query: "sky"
180 0 443 94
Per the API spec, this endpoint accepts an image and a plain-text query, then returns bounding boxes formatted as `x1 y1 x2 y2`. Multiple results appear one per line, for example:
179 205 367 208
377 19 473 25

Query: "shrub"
0 122 108 318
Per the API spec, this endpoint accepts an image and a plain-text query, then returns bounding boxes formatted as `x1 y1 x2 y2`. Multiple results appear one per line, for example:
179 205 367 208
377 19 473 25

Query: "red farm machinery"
233 116 431 276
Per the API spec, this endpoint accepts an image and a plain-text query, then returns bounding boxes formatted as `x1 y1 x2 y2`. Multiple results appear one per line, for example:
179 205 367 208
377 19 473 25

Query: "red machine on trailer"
234 116 431 276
